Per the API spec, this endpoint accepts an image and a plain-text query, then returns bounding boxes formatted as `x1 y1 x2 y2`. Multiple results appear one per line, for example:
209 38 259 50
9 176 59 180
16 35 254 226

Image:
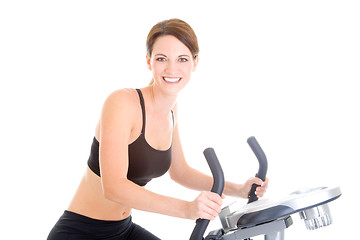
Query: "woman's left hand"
238 177 269 199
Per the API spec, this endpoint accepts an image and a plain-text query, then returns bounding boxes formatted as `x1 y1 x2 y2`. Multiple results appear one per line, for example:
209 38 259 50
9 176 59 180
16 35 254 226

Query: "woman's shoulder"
107 88 138 99
104 88 138 105
102 88 140 115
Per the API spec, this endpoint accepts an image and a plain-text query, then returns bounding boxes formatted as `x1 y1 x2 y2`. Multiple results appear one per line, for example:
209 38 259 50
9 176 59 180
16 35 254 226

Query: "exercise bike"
189 136 342 240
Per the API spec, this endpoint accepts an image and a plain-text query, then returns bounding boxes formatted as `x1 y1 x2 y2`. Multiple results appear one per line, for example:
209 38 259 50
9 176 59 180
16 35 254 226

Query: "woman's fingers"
241 177 269 198
255 177 269 197
190 191 223 220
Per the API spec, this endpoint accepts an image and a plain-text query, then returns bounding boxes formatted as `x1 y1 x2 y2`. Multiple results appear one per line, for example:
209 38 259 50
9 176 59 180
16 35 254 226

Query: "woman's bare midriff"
67 167 132 221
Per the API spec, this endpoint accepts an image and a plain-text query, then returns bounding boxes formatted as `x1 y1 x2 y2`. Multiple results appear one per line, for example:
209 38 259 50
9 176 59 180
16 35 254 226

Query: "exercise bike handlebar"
189 148 225 240
247 136 268 203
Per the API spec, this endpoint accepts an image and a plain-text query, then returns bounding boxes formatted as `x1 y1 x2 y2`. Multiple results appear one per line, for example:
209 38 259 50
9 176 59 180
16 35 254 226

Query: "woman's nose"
165 61 177 74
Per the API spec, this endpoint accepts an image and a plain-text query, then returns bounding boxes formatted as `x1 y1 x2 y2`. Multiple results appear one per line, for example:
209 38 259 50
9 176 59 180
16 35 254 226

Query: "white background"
1 0 359 239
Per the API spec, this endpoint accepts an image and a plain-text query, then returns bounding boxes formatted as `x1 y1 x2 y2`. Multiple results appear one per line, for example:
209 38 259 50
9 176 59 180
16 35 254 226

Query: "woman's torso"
67 88 174 220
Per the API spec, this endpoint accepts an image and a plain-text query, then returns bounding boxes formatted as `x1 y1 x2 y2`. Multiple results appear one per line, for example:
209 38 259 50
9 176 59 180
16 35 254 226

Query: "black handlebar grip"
189 148 225 240
247 136 268 204
203 148 225 195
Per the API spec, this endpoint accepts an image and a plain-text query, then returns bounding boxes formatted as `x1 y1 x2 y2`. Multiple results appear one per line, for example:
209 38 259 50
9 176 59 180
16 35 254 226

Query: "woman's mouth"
163 77 182 83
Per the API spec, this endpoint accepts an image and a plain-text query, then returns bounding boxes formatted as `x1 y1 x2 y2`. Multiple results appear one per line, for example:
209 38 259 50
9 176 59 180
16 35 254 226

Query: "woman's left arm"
169 106 268 199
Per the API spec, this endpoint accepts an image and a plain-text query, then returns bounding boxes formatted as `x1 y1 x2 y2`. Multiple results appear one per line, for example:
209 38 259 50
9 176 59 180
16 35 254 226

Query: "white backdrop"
1 1 359 239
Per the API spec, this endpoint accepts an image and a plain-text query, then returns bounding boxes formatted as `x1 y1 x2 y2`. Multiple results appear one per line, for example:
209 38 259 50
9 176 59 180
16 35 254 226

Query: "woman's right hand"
187 191 223 220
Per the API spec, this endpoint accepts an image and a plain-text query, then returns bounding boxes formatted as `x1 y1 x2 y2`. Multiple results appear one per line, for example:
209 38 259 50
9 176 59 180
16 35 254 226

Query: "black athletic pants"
47 211 160 240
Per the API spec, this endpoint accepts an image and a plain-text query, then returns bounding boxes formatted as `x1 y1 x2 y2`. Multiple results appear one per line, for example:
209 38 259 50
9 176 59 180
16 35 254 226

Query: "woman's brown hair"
146 18 199 59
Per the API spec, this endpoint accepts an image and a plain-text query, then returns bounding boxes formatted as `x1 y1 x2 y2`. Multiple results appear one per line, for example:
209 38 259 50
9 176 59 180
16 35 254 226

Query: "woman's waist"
62 209 132 223
67 168 132 221
66 204 132 221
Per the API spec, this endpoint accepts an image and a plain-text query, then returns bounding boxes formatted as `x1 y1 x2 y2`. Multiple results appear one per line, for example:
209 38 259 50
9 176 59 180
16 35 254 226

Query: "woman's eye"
156 57 166 62
179 58 188 62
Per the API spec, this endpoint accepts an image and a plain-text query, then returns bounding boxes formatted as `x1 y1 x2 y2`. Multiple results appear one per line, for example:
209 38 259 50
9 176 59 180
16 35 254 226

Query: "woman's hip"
47 210 160 240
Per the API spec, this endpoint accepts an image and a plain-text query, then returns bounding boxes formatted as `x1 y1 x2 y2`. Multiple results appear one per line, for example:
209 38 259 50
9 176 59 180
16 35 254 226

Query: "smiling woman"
46 18 268 240
146 35 199 94
146 18 199 86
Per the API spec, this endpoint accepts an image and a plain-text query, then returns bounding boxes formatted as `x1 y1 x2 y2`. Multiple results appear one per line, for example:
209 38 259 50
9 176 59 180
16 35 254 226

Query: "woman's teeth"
163 77 181 83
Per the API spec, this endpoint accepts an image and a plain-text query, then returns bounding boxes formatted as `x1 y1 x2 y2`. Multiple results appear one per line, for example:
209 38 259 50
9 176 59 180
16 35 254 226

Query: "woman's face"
146 35 198 94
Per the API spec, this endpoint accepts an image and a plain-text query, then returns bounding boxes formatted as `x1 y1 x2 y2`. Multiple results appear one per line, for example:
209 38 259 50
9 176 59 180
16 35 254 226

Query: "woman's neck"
143 85 177 117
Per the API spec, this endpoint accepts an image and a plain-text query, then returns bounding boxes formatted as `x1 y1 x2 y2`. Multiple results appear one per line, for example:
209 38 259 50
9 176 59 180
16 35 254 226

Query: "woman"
47 18 269 240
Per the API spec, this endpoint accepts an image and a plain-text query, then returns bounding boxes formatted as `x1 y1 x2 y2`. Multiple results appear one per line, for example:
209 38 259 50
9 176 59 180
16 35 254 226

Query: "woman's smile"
163 77 182 83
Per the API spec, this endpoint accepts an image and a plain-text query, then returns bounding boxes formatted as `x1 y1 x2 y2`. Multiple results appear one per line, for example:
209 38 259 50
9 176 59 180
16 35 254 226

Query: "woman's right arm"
98 89 220 220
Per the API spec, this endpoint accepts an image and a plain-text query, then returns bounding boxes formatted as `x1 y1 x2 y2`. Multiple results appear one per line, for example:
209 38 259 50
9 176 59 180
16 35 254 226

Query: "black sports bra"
87 89 173 186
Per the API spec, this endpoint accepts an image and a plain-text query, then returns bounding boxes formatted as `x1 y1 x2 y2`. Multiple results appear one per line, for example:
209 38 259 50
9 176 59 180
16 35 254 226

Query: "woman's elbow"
102 187 118 202
169 171 178 182
101 179 129 204
169 169 184 184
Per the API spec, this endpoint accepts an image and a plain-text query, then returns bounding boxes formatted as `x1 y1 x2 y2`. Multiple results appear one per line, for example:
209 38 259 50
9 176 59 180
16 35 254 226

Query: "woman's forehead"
151 35 192 57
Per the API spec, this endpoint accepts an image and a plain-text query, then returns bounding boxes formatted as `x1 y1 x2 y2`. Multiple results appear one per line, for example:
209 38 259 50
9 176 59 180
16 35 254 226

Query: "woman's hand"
187 191 224 220
238 177 269 199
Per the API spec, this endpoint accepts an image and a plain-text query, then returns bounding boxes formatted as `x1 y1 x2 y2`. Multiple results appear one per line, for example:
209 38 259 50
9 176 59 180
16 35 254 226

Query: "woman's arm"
98 89 222 220
169 105 268 199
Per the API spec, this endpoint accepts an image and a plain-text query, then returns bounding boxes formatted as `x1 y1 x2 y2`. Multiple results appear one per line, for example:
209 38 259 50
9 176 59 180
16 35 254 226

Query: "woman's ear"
146 54 152 70
192 55 199 72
